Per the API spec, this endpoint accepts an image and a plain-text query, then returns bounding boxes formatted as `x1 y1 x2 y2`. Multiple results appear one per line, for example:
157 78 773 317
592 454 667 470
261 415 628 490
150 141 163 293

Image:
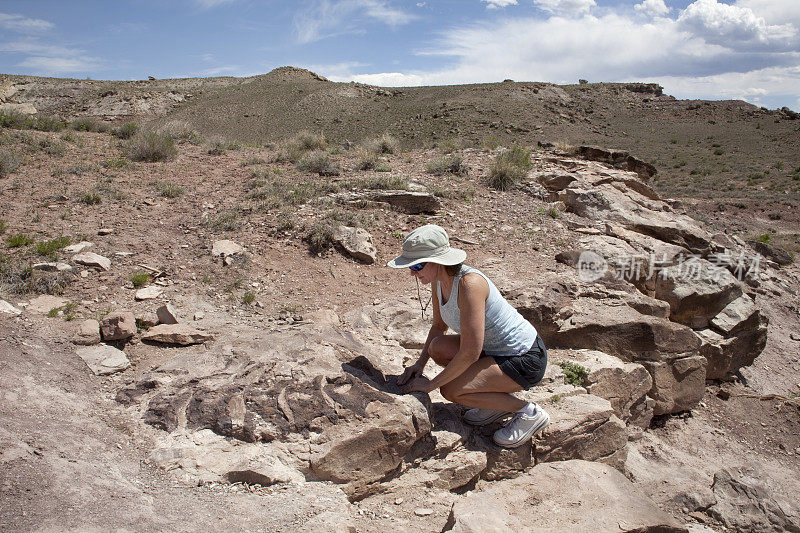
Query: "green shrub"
374 163 392 172
156 120 201 144
80 191 101 205
0 111 66 131
296 150 337 174
275 211 295 232
205 209 239 231
124 131 177 162
0 149 20 178
113 122 139 139
285 130 327 155
305 220 336 253
206 135 228 156
757 233 771 244
349 175 408 190
35 236 71 256
482 136 502 151
557 360 589 386
6 234 34 248
154 180 184 198
100 157 129 168
354 149 378 171
487 145 532 190
129 271 151 288
426 154 468 176
240 156 267 167
365 133 400 155
437 139 461 154
242 291 256 305
0 219 6 234
70 117 108 133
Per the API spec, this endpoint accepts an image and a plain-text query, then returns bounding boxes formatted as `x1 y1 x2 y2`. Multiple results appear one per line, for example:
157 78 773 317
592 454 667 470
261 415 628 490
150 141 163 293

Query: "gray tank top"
437 265 537 356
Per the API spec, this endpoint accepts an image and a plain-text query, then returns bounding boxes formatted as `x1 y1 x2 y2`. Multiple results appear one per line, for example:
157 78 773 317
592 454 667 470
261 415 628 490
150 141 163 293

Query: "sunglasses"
409 262 426 272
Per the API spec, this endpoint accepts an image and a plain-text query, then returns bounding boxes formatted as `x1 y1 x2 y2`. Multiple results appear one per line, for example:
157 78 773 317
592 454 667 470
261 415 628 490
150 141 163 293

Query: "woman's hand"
403 376 434 394
397 361 424 386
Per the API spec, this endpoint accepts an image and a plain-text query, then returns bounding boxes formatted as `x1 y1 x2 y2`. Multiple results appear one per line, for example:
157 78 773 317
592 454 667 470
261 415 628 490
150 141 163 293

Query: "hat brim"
386 247 467 268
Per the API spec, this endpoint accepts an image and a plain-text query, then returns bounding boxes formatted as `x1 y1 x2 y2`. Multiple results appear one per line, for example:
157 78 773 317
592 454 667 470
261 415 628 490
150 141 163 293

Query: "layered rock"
446 460 687 533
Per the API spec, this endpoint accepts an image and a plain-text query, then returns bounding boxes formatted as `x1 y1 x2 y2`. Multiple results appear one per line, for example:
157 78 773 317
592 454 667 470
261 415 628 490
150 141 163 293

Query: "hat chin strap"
415 276 431 320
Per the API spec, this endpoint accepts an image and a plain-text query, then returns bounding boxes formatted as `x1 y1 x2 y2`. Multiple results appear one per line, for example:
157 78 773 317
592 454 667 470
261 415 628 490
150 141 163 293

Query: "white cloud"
678 0 796 49
736 0 800 28
200 64 241 76
533 0 596 16
193 0 238 8
634 0 670 18
482 0 518 9
18 55 101 73
294 0 416 44
0 12 53 33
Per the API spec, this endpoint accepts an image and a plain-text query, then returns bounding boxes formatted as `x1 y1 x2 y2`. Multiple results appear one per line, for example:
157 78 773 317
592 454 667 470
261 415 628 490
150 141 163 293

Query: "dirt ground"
2 129 799 531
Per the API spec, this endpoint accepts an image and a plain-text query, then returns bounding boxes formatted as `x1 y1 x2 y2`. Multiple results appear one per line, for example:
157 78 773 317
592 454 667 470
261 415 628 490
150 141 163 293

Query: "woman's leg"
427 334 461 366
439 357 526 412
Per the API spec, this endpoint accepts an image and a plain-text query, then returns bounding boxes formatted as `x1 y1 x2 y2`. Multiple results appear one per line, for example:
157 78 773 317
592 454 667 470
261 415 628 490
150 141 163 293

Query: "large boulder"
707 466 800 533
534 394 628 469
334 225 377 264
446 460 687 533
640 355 707 414
653 259 742 328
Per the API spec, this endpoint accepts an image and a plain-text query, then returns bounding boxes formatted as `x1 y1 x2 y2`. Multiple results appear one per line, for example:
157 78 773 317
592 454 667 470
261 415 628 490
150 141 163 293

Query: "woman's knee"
440 381 463 403
428 335 454 366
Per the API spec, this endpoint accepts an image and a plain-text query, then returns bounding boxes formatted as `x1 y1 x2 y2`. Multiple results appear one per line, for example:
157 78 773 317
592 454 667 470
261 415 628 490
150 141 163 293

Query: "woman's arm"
398 280 448 385
425 274 488 390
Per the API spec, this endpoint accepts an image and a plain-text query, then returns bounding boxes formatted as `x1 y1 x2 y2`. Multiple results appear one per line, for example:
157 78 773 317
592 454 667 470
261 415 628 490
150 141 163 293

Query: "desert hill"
1 68 800 531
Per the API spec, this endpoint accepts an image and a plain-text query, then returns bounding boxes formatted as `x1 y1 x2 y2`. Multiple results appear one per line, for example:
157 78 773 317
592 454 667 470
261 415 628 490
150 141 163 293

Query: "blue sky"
1 0 798 110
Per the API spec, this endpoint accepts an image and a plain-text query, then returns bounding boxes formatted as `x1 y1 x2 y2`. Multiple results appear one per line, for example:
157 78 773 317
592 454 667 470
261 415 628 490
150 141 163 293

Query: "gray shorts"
487 335 548 389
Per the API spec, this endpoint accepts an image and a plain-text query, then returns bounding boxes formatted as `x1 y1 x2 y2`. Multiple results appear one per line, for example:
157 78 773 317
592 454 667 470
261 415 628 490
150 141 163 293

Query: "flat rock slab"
27 295 67 315
135 286 163 300
73 251 111 271
64 241 93 253
141 323 212 345
0 299 22 315
76 344 130 375
211 240 244 257
32 262 73 272
447 460 687 533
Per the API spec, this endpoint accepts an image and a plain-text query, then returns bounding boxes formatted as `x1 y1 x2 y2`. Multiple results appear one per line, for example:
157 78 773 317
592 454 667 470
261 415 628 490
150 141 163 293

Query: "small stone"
98 228 113 235
135 286 163 300
414 508 434 517
100 311 137 341
75 344 130 375
194 311 205 320
73 251 111 271
790 333 800 341
211 240 244 258
394 498 404 505
157 303 179 324
32 262 72 272
80 271 89 278
73 319 101 346
0 299 21 315
64 241 93 254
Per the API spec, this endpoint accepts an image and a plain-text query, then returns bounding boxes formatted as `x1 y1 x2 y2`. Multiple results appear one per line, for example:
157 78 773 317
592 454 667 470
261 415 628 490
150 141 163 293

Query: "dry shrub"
124 131 177 162
157 120 201 144
365 133 400 155
486 145 532 191
0 149 20 178
426 154 468 176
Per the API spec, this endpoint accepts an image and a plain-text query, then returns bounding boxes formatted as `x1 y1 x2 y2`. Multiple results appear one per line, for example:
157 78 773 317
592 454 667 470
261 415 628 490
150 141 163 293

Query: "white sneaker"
463 408 511 426
492 405 550 448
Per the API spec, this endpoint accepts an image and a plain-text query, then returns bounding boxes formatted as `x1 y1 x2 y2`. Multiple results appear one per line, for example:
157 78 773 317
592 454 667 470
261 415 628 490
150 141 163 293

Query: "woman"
388 224 549 448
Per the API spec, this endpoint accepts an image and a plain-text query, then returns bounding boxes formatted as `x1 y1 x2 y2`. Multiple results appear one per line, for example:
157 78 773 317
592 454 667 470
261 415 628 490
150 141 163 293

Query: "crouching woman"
388 224 549 448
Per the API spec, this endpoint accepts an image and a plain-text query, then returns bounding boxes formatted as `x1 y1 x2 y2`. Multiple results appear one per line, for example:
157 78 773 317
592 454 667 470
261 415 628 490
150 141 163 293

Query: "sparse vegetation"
124 131 177 162
101 157 129 168
487 145 532 190
6 234 34 248
757 233 771 244
206 136 228 156
154 180 185 198
157 120 201 144
481 136 502 151
279 130 327 161
349 175 409 190
365 133 400 155
240 156 267 167
557 360 589 386
354 149 378 171
296 150 337 174
305 220 336 254
205 208 240 231
113 122 139 139
70 117 108 133
243 291 256 305
0 149 20 178
80 191 102 205
129 271 151 288
0 110 66 131
426 154 468 176
35 236 71 257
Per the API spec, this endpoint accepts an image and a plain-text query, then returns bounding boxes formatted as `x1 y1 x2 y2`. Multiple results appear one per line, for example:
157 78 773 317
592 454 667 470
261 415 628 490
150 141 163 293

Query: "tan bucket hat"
387 224 466 268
